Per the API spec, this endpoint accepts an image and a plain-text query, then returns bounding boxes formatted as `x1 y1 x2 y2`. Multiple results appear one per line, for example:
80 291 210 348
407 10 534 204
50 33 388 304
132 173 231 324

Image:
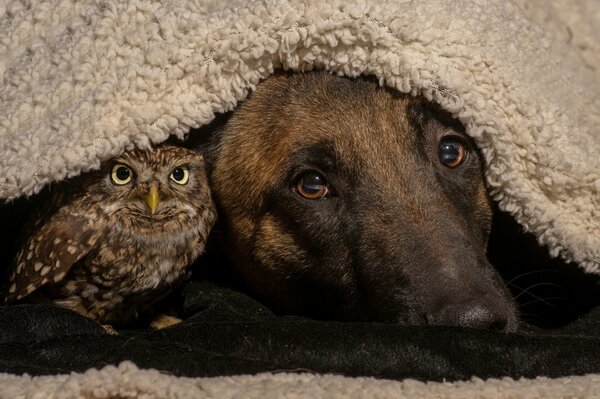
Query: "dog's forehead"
245 73 423 167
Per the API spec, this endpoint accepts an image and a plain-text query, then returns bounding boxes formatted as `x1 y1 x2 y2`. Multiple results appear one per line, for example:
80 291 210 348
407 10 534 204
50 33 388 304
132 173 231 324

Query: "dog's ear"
408 98 465 134
181 111 234 170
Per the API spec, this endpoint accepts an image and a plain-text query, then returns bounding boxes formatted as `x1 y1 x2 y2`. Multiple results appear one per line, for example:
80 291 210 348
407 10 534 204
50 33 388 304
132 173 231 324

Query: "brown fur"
202 72 517 330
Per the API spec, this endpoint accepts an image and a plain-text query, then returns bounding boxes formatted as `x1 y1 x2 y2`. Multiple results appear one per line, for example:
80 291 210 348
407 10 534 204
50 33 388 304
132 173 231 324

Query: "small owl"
4 145 216 328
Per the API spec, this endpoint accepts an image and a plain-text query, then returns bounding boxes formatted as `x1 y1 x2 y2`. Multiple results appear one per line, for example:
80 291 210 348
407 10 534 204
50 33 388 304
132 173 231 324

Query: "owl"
4 145 216 328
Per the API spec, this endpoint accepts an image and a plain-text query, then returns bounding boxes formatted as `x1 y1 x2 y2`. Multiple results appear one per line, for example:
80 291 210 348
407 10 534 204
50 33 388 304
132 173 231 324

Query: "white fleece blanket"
1 0 599 273
0 0 599 395
1 361 599 399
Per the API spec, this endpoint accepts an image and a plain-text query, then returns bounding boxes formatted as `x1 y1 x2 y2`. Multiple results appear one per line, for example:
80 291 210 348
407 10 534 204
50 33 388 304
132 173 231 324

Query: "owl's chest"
89 233 195 291
51 226 203 324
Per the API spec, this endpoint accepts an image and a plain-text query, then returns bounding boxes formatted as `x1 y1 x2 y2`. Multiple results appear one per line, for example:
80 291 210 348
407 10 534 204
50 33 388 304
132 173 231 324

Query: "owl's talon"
150 314 182 330
102 324 119 335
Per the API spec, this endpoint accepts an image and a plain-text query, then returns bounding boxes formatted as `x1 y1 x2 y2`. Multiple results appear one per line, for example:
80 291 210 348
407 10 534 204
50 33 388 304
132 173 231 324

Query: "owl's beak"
146 183 160 215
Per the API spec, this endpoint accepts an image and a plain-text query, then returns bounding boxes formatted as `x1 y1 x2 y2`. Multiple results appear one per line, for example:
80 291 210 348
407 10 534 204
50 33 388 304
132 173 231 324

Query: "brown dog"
201 71 517 331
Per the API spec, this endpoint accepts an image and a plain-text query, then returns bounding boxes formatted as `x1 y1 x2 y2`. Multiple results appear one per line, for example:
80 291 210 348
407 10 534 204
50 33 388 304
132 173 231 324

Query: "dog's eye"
295 173 329 200
439 137 467 168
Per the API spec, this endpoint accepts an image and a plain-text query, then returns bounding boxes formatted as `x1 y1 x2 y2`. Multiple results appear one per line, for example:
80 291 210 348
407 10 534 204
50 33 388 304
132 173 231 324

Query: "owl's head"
89 145 213 233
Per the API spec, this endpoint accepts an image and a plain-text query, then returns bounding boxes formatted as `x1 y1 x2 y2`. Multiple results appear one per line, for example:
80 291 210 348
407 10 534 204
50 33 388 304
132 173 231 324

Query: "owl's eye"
170 167 189 185
111 164 133 185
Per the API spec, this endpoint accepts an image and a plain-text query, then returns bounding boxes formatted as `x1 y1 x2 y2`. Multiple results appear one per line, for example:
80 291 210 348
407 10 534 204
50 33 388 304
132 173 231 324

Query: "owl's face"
86 146 212 233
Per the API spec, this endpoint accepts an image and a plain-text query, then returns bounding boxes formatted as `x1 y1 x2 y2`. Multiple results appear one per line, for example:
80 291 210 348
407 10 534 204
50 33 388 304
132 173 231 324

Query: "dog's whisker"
517 313 551 326
510 283 568 309
505 269 558 285
508 282 568 299
518 297 567 308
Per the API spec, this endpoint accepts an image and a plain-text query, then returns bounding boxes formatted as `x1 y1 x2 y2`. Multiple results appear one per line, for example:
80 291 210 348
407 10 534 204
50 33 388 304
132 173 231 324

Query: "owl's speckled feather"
5 145 216 326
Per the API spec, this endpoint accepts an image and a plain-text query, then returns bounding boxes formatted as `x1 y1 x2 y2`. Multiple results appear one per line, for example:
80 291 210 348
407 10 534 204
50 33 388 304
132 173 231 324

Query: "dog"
199 71 518 331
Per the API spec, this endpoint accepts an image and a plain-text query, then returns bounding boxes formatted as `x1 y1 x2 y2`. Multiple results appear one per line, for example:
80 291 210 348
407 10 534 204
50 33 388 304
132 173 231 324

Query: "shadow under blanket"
1 280 599 382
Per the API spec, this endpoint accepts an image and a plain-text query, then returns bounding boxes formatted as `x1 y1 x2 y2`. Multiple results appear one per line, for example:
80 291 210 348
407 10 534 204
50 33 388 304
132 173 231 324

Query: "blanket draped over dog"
1 0 599 273
1 0 599 396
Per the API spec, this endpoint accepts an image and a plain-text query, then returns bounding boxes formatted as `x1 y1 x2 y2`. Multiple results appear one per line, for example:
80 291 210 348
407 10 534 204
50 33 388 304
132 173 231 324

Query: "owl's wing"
5 207 102 303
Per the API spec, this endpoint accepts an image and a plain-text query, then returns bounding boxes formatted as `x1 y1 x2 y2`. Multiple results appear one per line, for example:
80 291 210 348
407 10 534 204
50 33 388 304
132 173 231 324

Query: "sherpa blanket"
1 0 599 397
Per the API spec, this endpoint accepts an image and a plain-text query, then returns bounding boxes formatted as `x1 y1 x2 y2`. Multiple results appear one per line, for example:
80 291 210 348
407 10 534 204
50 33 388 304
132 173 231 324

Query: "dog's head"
204 72 517 331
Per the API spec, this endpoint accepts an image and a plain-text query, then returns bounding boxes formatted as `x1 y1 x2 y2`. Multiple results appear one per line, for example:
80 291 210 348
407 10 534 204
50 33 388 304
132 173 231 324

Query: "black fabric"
1 280 600 381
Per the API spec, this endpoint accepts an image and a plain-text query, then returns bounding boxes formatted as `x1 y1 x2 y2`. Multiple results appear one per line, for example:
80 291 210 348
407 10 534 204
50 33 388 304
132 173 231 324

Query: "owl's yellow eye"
170 167 189 185
111 164 133 185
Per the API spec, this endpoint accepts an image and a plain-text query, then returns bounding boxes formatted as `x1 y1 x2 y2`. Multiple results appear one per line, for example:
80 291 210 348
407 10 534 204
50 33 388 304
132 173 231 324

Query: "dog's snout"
426 298 512 331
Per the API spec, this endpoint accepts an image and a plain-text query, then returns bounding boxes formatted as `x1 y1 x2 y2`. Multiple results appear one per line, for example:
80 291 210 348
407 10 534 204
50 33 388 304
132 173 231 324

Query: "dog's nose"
426 299 511 331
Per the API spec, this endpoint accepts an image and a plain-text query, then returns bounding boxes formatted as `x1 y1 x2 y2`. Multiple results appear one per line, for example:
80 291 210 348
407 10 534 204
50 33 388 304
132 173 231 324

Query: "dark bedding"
1 200 599 381
1 280 600 381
